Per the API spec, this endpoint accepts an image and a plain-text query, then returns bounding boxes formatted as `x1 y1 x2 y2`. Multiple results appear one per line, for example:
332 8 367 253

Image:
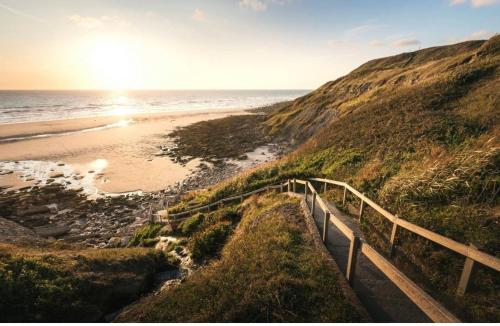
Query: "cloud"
0 1 45 23
393 38 421 47
192 9 206 21
239 0 295 12
68 15 128 29
449 0 500 7
240 0 267 11
345 23 387 38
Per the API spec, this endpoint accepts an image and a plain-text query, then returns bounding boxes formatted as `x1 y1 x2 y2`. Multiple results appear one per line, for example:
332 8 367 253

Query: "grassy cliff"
169 36 500 321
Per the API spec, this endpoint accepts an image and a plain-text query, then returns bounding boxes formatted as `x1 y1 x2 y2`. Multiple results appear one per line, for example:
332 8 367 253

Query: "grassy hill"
170 35 500 321
0 244 170 322
117 194 365 322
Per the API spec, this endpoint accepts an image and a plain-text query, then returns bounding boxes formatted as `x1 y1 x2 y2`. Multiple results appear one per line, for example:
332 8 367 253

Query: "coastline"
0 107 251 194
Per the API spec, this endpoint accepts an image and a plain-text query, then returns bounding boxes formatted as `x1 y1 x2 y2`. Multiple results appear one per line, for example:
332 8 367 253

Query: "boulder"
33 224 70 237
17 205 51 216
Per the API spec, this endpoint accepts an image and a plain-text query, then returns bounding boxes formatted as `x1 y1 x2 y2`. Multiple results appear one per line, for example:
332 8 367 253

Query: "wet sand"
0 108 248 194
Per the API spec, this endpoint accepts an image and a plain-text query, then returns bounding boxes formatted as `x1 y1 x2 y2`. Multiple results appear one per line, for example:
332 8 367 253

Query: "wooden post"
456 244 477 297
322 211 330 243
287 180 291 192
304 182 308 198
342 186 347 206
240 196 243 204
389 216 398 257
280 183 284 193
293 179 296 193
311 192 316 214
359 195 365 222
323 182 327 194
346 236 360 284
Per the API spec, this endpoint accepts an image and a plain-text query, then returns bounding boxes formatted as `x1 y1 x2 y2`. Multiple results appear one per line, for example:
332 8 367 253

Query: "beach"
0 108 250 194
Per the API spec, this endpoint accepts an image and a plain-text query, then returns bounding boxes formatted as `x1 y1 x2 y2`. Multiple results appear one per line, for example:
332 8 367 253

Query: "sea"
0 90 309 124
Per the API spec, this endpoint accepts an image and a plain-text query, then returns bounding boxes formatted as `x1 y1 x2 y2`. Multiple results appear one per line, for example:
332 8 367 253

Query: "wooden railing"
159 178 500 322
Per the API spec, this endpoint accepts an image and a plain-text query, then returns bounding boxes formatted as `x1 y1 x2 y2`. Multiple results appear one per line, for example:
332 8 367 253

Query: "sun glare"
88 37 142 90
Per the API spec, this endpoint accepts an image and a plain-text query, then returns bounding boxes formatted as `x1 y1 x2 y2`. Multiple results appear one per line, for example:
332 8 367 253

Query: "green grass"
164 36 500 322
0 244 170 322
116 194 362 322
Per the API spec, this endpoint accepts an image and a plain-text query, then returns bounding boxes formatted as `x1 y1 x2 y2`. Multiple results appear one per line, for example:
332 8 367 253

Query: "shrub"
188 222 233 260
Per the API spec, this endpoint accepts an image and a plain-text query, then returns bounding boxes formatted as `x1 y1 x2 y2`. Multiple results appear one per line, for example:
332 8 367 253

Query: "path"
306 193 431 322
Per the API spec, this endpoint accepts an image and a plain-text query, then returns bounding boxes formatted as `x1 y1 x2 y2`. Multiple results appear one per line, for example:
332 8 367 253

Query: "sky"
0 0 498 90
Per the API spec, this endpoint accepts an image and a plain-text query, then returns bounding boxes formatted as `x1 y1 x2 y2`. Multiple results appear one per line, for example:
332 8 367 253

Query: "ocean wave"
0 119 134 143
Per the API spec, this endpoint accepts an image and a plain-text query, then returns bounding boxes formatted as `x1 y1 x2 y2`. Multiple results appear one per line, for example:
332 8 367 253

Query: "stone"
108 236 122 247
49 172 64 178
17 205 51 216
33 224 70 237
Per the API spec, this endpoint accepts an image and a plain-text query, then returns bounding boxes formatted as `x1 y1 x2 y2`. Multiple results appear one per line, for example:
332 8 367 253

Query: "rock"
33 224 70 237
49 172 64 178
237 154 248 160
108 236 122 247
18 205 51 216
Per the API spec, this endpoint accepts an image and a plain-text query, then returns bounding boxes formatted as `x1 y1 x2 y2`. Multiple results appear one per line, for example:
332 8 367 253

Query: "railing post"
342 186 347 206
304 182 308 198
240 196 243 204
346 235 360 284
323 182 327 194
287 180 291 192
359 194 365 222
389 215 398 257
322 211 330 243
293 179 296 193
456 244 477 297
280 183 284 193
311 192 316 214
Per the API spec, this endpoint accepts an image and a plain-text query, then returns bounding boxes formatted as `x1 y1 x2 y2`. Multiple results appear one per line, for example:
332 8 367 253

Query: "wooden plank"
389 217 398 257
358 196 365 221
456 244 477 296
361 242 460 322
322 211 330 243
311 192 316 214
346 236 360 284
330 214 354 240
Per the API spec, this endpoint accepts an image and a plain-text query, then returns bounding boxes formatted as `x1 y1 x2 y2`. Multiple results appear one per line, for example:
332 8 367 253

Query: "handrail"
309 178 500 273
160 176 498 321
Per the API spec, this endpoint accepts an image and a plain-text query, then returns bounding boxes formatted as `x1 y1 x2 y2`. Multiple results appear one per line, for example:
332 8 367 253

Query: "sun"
87 37 142 90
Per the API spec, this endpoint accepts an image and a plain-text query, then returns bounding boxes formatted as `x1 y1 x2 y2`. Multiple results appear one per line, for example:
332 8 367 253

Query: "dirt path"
306 193 431 322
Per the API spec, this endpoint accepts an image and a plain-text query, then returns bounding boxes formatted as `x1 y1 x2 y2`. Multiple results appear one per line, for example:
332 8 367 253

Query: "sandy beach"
0 108 249 194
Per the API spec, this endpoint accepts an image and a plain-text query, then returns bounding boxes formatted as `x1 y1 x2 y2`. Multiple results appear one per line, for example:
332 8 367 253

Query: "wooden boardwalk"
307 193 430 322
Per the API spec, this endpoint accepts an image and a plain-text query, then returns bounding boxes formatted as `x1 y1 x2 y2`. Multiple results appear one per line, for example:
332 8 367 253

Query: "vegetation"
116 194 363 322
167 114 270 163
0 244 170 322
167 36 500 321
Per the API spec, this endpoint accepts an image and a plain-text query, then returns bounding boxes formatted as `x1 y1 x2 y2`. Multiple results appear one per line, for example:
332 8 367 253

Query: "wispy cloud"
192 9 206 21
449 0 500 7
239 0 295 12
0 1 45 23
240 0 267 11
393 38 421 47
68 15 129 29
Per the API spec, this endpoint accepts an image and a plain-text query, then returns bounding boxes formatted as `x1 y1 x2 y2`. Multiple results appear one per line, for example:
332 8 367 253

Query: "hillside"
170 35 499 321
117 194 366 322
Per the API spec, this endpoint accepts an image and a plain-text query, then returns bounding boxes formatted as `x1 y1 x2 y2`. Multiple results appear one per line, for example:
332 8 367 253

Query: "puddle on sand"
0 159 110 198
228 145 278 169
